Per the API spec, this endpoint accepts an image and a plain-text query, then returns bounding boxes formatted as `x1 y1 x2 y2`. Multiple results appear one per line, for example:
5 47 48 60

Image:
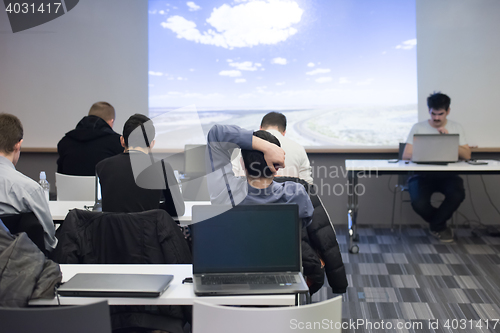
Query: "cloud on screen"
160 0 303 49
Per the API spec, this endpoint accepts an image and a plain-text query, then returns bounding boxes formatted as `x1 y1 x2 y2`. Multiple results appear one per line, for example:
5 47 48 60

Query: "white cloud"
306 68 330 75
219 70 242 77
161 1 303 49
189 68 195 72
271 57 287 65
229 61 259 71
307 62 315 67
357 78 374 85
187 1 201 11
339 77 350 84
395 38 417 50
276 82 285 86
159 10 165 15
149 10 157 14
235 78 246 83
149 71 164 76
226 59 233 62
315 77 332 83
177 77 188 80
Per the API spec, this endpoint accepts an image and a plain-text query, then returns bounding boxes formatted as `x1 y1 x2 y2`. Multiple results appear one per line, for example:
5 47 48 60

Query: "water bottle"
39 171 50 202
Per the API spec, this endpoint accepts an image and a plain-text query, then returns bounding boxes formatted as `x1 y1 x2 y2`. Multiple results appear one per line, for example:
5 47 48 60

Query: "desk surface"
49 201 211 224
345 159 500 172
29 264 296 306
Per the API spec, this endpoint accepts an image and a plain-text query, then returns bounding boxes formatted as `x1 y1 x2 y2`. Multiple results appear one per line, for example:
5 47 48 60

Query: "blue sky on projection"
148 0 417 146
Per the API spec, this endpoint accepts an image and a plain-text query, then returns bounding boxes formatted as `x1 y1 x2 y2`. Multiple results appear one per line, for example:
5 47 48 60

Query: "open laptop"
57 273 173 297
412 134 459 164
191 204 309 296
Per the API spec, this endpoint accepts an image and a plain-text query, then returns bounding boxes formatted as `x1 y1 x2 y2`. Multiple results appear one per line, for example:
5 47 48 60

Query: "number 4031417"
5 2 62 14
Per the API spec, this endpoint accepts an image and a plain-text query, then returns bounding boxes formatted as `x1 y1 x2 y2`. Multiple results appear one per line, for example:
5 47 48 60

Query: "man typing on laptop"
402 92 471 242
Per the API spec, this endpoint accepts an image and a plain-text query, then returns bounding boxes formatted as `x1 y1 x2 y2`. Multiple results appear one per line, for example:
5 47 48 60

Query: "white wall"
0 0 148 148
417 0 500 147
1 0 499 148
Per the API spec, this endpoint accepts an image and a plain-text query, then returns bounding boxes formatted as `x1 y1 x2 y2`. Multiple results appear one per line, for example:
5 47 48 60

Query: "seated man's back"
0 113 57 252
96 114 184 217
57 102 122 176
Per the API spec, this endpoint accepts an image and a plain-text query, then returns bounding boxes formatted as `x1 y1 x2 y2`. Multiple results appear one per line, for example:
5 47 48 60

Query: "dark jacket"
52 209 191 264
57 115 123 176
275 177 348 294
0 220 62 307
52 209 191 333
96 152 185 217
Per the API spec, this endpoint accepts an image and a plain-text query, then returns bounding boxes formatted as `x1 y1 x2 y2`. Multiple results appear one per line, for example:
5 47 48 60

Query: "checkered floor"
312 225 500 333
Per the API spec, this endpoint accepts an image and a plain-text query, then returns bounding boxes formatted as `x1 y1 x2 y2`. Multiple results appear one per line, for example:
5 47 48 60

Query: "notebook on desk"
191 204 309 296
57 273 173 297
411 134 459 164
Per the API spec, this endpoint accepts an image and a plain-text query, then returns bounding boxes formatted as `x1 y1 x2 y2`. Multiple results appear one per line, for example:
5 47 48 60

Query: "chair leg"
398 192 404 238
391 188 397 232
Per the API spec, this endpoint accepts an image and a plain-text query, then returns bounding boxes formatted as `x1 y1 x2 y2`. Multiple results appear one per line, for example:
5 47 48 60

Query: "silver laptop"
412 134 459 164
191 204 309 296
57 273 173 297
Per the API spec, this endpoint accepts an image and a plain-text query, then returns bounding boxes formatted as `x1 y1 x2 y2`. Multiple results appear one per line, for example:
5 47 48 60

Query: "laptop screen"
191 204 301 274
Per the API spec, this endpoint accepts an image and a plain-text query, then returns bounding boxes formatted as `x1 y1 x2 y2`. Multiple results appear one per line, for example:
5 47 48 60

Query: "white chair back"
55 172 95 201
193 296 342 333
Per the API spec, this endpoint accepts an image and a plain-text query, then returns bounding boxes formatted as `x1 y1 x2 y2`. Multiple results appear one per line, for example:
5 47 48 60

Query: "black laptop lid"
191 204 300 274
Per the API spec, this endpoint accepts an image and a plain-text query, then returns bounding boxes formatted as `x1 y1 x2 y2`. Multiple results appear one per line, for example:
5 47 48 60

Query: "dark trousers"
408 174 465 232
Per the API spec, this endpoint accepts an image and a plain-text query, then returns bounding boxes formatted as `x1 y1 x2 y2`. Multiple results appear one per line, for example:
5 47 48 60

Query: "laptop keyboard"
201 274 297 285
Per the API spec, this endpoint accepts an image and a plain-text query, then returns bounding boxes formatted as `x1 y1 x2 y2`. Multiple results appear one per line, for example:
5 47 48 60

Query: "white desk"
50 201 211 226
29 264 296 306
49 201 94 221
344 159 500 253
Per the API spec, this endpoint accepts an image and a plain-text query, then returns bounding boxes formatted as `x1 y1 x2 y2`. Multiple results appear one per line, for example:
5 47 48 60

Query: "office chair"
0 301 111 333
390 143 455 235
390 143 411 234
0 212 46 255
192 296 342 333
52 209 192 332
55 172 95 201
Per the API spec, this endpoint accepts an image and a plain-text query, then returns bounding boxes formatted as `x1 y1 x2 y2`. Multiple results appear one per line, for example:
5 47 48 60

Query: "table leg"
347 171 359 254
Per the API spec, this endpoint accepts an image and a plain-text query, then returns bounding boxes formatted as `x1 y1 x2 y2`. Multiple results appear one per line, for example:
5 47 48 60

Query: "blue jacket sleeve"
206 125 253 205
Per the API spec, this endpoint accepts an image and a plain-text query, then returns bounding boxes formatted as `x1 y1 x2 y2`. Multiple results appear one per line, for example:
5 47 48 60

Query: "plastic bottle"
39 171 50 202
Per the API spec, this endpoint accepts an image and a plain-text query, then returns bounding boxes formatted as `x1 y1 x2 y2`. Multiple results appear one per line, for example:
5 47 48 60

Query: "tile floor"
312 225 500 333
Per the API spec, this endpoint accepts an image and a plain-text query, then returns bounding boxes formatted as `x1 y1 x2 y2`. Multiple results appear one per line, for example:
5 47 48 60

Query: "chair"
0 212 46 255
52 209 192 332
192 295 342 333
55 172 95 201
0 300 111 333
390 143 411 234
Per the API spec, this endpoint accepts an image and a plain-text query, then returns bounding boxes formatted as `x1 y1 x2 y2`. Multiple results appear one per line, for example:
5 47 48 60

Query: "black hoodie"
57 115 123 176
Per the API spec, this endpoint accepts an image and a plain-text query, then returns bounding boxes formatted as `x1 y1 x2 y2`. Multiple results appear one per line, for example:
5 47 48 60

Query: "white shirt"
406 119 467 146
0 156 57 251
231 129 313 184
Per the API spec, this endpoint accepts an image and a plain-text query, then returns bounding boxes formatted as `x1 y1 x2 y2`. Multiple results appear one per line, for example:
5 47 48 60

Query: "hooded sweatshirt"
57 115 123 176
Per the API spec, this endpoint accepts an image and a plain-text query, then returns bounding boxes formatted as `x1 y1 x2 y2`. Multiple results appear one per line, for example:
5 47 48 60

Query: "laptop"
412 134 459 164
57 273 173 297
191 204 309 296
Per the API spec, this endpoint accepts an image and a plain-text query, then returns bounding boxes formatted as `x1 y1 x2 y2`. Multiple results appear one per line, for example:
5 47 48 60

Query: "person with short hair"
207 124 313 227
402 92 471 242
57 101 123 176
0 113 57 252
96 114 184 216
232 112 313 184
